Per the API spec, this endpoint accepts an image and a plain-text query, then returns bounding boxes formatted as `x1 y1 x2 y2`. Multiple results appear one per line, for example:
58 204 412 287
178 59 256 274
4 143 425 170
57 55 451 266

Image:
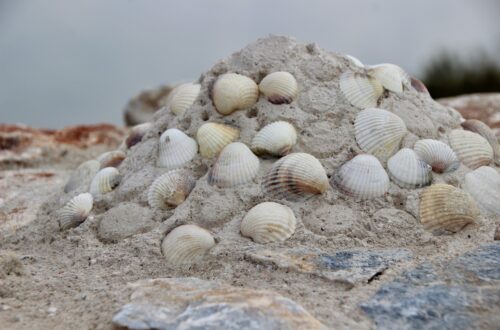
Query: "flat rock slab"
112 277 326 330
360 243 500 330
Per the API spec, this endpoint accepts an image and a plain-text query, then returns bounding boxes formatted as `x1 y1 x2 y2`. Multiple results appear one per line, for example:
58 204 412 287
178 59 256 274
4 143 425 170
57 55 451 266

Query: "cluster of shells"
59 55 500 266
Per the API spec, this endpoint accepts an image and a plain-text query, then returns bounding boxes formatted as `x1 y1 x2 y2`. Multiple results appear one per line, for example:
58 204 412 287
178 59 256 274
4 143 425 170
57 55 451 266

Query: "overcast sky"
1 0 499 128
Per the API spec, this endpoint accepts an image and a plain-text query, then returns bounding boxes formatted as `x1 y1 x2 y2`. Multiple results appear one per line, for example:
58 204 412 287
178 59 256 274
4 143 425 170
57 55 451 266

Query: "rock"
98 203 155 242
112 277 326 330
123 85 174 126
495 224 500 241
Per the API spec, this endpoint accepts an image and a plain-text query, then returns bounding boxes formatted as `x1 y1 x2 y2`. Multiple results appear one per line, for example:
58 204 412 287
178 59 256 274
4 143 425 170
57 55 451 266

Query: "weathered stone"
98 202 155 242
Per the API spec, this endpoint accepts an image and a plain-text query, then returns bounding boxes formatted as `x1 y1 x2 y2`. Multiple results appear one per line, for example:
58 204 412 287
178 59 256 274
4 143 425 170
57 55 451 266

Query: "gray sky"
1 0 499 128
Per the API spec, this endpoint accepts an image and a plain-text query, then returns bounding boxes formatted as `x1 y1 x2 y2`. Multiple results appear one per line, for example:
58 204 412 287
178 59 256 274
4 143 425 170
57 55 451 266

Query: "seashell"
196 122 239 158
387 148 432 188
448 129 493 169
89 167 121 195
58 193 93 230
354 108 408 162
166 83 201 115
339 71 384 109
212 73 259 115
208 142 259 187
461 119 500 165
251 121 297 156
96 150 126 169
64 159 100 193
161 224 215 265
262 153 328 200
157 128 198 169
125 122 152 149
463 166 500 215
410 76 429 94
367 63 409 93
413 139 459 173
240 202 296 244
148 169 196 209
258 72 298 104
332 154 389 199
419 184 479 233
345 54 364 68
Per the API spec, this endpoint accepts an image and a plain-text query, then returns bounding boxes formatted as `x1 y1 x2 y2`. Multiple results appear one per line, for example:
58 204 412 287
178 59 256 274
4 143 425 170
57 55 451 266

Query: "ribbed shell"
89 167 121 195
413 139 460 173
262 153 329 200
387 148 432 188
125 122 152 149
332 154 389 199
157 128 198 169
64 159 100 193
448 130 493 169
339 71 384 109
345 54 364 68
212 73 259 115
419 184 478 233
251 121 297 156
258 72 298 104
208 142 260 187
96 150 126 169
461 119 500 166
196 123 240 158
354 108 408 162
148 170 196 209
161 224 215 265
463 166 500 215
58 193 93 230
367 63 409 93
241 202 296 244
166 83 201 115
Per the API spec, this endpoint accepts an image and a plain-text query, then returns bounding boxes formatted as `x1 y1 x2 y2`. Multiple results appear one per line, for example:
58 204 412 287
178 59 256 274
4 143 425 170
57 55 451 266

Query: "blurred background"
1 0 499 128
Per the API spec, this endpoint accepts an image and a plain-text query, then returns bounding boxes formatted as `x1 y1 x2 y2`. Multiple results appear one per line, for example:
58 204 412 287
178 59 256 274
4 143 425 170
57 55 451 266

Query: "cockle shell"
126 122 152 149
196 122 240 158
461 119 500 165
208 142 260 187
448 129 493 169
251 121 297 156
413 139 460 173
463 166 500 215
58 193 93 230
240 202 296 244
212 73 259 115
96 150 126 169
161 224 215 265
166 83 201 115
157 128 198 169
345 54 364 68
410 77 429 94
258 72 298 104
262 153 329 200
89 167 121 195
332 154 389 199
419 184 479 233
64 159 100 193
354 108 408 162
367 63 409 93
387 148 432 188
339 71 384 108
147 170 196 209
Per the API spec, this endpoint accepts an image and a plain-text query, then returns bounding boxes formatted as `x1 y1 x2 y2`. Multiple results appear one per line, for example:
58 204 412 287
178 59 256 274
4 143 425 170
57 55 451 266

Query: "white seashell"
387 148 432 188
448 130 493 169
126 122 152 149
251 121 297 156
212 73 259 115
157 128 198 169
339 71 384 108
332 154 389 199
367 63 409 93
196 122 239 158
354 108 408 162
345 54 364 68
258 72 298 104
64 159 100 193
461 119 500 166
208 142 260 187
463 166 500 215
166 83 201 115
96 150 126 169
148 170 196 209
413 139 459 173
241 202 296 244
58 193 93 230
89 167 121 195
161 224 215 265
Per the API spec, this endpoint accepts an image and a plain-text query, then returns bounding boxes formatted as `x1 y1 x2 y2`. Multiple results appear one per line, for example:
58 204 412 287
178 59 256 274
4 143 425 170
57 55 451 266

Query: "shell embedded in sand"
419 184 479 233
148 169 196 209
161 224 215 265
64 159 101 193
262 153 329 200
367 63 409 93
208 142 260 187
345 54 364 68
387 148 432 188
89 167 121 195
332 154 389 199
157 128 198 169
96 150 126 169
410 77 429 94
240 202 296 244
212 73 259 115
58 193 93 230
448 129 493 169
461 119 500 165
125 122 152 149
259 71 298 104
166 83 201 115
196 122 240 158
413 139 460 173
251 121 297 156
354 108 408 162
463 166 500 215
339 71 384 109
